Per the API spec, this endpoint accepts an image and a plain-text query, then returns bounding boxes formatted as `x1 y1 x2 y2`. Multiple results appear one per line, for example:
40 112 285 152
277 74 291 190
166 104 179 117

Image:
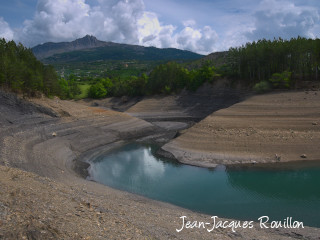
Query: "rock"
275 154 281 161
52 132 57 137
121 96 128 103
312 122 318 125
92 102 99 107
300 154 307 158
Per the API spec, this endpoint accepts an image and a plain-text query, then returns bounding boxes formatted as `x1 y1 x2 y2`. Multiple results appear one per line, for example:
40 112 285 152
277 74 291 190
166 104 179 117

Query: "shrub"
88 82 107 98
163 85 171 94
253 81 271 93
58 78 71 99
269 71 292 89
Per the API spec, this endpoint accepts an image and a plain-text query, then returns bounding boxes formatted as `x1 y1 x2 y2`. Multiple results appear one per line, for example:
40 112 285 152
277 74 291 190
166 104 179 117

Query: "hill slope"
162 91 320 167
1 91 320 239
32 35 204 63
32 35 112 59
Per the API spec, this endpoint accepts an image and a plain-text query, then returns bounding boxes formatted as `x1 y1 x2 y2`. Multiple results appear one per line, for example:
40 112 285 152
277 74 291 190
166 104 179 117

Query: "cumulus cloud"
182 19 196 27
10 0 218 54
97 0 145 43
170 25 219 54
3 0 320 54
176 25 218 53
137 12 218 53
0 17 14 40
246 0 320 40
17 0 145 46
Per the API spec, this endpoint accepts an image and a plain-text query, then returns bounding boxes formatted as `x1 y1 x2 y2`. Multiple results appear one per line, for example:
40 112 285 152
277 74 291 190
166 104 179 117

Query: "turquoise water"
88 143 320 228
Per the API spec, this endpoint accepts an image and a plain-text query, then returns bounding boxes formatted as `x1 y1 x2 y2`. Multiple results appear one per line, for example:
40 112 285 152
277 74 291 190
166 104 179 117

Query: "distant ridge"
32 35 114 59
32 35 204 62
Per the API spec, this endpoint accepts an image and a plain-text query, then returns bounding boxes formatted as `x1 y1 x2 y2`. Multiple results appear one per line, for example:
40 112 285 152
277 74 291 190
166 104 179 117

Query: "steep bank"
1 90 320 239
162 91 320 167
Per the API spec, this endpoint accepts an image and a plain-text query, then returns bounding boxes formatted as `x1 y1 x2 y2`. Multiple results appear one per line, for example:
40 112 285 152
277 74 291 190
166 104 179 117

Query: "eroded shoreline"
161 91 320 168
1 89 320 239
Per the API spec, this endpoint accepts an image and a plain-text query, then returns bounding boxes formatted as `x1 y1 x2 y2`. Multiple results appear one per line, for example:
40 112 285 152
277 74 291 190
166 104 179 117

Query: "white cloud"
9 0 219 54
15 0 146 47
212 0 320 51
97 0 145 43
246 0 320 41
137 12 218 54
0 18 14 40
2 0 320 53
193 26 219 53
182 19 196 27
138 11 164 44
175 25 219 54
17 0 93 46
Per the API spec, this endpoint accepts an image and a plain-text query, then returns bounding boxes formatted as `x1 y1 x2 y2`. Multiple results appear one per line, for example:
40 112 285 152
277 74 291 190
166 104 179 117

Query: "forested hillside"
52 37 320 99
2 37 319 100
32 35 110 59
226 37 320 86
42 44 203 64
86 61 219 98
0 38 60 96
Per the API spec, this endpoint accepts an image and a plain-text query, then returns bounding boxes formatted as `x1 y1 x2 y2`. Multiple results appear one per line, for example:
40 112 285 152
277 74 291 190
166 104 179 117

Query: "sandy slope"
162 91 320 167
1 90 320 239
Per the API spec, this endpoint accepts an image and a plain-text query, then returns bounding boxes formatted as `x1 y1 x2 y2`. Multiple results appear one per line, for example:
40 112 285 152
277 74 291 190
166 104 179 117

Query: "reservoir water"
88 143 320 227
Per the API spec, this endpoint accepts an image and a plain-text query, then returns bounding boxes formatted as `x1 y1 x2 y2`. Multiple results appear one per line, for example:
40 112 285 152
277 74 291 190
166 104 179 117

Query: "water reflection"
88 143 320 227
89 144 165 188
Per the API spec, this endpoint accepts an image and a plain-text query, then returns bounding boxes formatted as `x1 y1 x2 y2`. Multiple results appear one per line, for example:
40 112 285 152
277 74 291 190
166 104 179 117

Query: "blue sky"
0 0 319 54
0 1 36 28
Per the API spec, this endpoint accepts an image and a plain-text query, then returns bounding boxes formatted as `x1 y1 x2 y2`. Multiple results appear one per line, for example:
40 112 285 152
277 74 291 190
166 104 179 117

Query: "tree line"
2 37 319 99
226 37 320 87
88 35 320 98
0 38 61 96
88 61 220 98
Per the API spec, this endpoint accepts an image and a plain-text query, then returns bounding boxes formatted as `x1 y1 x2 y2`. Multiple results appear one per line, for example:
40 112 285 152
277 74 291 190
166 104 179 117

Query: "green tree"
269 71 292 89
67 74 81 97
226 37 320 86
88 82 107 98
0 38 61 97
58 78 71 99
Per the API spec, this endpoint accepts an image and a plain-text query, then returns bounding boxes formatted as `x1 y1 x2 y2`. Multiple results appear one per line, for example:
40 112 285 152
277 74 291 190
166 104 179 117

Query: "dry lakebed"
1 88 320 239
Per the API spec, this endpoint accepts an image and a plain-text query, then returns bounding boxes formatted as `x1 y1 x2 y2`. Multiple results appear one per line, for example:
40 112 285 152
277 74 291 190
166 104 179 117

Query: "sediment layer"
162 91 320 167
1 90 319 239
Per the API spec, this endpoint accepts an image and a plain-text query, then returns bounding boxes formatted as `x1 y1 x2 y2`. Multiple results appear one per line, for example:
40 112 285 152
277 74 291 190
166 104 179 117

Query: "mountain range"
32 35 114 59
32 35 204 63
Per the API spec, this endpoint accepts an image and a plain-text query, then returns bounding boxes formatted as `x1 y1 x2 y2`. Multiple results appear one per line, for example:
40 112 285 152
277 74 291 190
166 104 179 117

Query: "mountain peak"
84 34 96 39
32 36 203 61
73 35 100 47
32 35 108 59
77 35 98 42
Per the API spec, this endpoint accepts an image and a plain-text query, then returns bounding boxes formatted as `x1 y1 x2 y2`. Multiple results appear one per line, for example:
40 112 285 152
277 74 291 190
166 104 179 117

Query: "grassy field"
75 84 91 99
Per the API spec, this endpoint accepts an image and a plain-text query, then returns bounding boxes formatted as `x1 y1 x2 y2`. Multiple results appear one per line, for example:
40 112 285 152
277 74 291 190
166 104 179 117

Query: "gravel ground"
162 91 320 167
0 89 319 239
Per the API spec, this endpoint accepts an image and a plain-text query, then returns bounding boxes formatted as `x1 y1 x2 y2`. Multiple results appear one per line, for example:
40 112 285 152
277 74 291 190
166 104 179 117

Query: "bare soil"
162 91 320 167
1 89 320 239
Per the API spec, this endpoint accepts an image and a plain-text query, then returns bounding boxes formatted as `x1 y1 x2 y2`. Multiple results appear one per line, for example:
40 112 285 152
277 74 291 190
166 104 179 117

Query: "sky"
0 0 319 54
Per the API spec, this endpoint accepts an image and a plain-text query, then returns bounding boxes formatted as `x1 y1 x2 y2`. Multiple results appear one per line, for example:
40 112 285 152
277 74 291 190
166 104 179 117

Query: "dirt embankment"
1 89 320 239
162 91 320 167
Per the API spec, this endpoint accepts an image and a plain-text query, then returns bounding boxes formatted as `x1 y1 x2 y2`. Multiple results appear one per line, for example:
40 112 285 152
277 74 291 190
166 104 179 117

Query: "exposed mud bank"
161 91 320 168
1 89 320 239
